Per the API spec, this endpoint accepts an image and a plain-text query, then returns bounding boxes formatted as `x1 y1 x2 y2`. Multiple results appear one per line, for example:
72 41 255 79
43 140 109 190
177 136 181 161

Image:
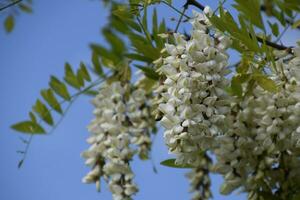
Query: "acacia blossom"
186 153 212 200
82 81 155 200
213 56 300 198
157 8 231 167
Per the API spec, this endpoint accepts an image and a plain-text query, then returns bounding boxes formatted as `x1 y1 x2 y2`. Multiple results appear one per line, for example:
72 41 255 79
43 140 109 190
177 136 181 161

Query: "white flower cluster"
81 81 154 200
186 153 212 200
214 56 300 197
157 8 231 167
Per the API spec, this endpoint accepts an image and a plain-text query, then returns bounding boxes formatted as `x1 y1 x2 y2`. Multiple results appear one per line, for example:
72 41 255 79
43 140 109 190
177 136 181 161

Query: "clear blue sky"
0 1 297 200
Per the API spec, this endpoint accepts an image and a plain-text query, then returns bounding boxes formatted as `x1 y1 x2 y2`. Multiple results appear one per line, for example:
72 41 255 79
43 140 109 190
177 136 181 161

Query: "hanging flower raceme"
156 8 232 167
81 81 155 200
186 153 212 200
213 56 300 198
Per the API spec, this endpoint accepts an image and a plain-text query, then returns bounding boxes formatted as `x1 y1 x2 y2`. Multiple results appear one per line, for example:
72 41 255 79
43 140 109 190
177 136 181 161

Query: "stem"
0 0 22 12
275 14 298 43
184 0 204 10
161 0 190 19
174 7 187 33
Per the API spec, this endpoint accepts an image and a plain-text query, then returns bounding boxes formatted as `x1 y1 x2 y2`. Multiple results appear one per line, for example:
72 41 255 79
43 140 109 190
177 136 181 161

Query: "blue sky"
0 1 298 200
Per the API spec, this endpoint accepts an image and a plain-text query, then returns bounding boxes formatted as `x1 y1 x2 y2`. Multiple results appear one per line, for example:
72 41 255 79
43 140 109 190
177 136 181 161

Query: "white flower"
82 81 155 199
214 56 300 195
186 154 212 200
157 9 231 167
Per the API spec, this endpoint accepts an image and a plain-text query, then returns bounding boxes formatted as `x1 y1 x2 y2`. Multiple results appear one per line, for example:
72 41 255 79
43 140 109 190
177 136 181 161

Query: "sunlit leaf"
254 75 278 92
19 3 33 13
160 159 194 168
102 28 126 55
231 76 243 97
64 63 82 89
233 0 265 30
125 53 153 63
28 112 37 123
91 51 104 77
292 19 300 29
268 21 279 37
4 15 14 33
33 99 54 125
134 65 159 80
41 89 63 114
49 76 71 101
11 121 45 134
77 62 91 85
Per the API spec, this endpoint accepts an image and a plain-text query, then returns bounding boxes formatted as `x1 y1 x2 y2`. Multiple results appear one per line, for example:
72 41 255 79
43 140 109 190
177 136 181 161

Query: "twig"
184 0 204 11
275 14 298 43
174 6 187 32
0 0 22 12
161 0 190 19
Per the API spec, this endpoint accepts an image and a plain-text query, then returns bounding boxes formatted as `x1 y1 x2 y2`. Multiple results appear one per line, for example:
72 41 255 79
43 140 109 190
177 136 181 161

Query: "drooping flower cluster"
157 8 232 167
213 56 300 198
186 153 212 200
81 81 155 200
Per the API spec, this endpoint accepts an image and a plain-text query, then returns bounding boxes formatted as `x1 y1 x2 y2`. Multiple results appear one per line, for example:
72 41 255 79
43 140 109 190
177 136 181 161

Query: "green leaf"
77 62 91 84
268 21 279 37
137 77 157 94
64 62 82 89
49 76 71 101
292 19 300 29
110 15 129 34
91 51 104 76
158 18 167 34
11 121 45 134
134 65 159 80
19 3 33 13
231 76 243 97
90 44 119 68
33 99 54 125
236 62 249 74
152 9 166 49
4 15 14 33
152 8 158 35
112 5 131 19
84 89 98 96
102 28 126 55
142 5 148 31
233 0 265 30
160 159 194 168
120 65 131 82
129 33 160 60
41 89 63 114
29 112 37 123
125 53 153 63
254 75 278 92
210 9 260 53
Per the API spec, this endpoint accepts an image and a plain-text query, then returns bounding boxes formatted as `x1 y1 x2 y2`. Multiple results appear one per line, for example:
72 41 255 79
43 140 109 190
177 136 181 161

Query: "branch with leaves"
185 0 294 53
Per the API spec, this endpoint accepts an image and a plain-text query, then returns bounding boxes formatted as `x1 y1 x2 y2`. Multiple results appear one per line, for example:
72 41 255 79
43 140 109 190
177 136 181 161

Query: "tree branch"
184 0 204 10
185 0 294 54
0 0 22 12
